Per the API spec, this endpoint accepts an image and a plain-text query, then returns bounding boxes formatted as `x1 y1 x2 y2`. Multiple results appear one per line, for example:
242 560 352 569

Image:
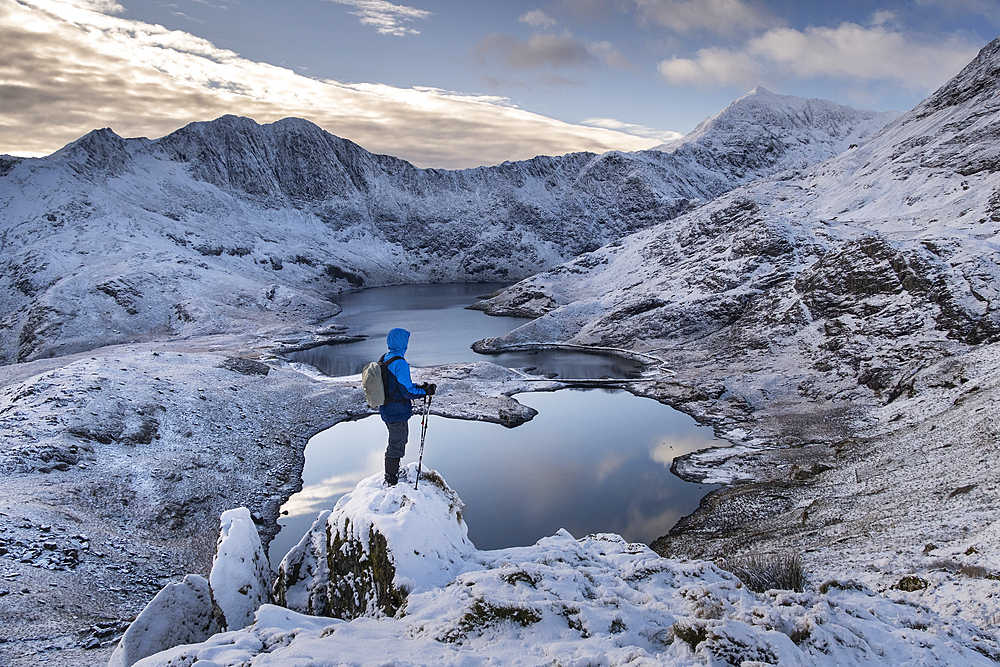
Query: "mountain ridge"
472 35 1000 620
0 90 894 363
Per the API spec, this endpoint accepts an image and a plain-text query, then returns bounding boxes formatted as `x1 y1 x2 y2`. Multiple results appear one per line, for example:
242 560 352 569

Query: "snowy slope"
119 467 999 666
0 93 894 364
477 37 1000 376
471 34 1000 635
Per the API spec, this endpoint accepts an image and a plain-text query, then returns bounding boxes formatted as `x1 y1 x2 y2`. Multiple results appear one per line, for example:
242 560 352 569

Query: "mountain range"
0 87 895 364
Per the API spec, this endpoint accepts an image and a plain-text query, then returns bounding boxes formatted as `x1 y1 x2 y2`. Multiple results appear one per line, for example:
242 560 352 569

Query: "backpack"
361 355 403 408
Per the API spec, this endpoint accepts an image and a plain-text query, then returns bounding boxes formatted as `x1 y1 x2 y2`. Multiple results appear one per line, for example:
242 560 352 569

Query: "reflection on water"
269 389 720 569
481 348 645 379
288 283 530 376
287 283 645 379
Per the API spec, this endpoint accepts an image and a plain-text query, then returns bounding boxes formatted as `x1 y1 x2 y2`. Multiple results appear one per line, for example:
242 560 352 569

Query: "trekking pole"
414 393 432 490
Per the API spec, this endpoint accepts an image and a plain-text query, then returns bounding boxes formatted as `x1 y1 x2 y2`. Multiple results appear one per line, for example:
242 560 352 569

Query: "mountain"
473 35 1000 623
476 37 1000 366
0 92 894 364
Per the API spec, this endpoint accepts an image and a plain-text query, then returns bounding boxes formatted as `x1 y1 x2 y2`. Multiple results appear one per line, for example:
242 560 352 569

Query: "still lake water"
286 283 647 379
270 284 719 568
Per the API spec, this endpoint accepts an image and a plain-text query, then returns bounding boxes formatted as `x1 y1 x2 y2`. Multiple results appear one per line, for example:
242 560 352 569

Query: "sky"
1 0 998 169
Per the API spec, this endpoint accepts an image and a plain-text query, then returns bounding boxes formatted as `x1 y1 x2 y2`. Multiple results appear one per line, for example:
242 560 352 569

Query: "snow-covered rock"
476 36 1000 404
273 463 475 618
210 507 271 631
128 468 1000 666
106 574 221 667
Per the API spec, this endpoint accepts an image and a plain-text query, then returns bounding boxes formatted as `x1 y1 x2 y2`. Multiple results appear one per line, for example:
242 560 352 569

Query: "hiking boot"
384 457 401 486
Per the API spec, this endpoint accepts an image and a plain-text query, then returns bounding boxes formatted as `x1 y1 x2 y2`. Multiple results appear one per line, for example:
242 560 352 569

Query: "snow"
0 90 894 365
107 574 220 667
209 507 271 631
123 470 999 666
472 35 1000 653
1 36 999 667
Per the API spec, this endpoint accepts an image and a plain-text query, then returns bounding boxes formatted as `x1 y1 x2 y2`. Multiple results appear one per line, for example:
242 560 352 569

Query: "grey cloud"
623 0 781 35
475 31 595 70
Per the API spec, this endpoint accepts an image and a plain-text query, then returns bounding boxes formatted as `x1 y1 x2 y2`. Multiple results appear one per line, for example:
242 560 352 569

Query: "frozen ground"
0 328 554 667
2 35 999 667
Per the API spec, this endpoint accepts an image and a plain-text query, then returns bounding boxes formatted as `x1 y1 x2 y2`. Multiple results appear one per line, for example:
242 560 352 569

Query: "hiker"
379 327 436 485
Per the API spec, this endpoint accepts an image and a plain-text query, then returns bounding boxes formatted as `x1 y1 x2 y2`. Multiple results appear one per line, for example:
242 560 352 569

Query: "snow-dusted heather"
126 469 999 666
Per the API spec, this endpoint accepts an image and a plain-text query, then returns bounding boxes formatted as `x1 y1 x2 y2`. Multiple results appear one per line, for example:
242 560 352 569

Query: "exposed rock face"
0 92 893 363
273 464 474 619
477 35 1000 393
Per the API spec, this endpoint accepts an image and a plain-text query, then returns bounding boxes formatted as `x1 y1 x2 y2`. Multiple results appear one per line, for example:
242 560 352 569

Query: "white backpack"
361 355 402 408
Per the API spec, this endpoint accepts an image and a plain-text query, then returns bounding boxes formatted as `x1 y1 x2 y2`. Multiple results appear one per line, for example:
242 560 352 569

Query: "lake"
286 283 647 379
270 284 719 568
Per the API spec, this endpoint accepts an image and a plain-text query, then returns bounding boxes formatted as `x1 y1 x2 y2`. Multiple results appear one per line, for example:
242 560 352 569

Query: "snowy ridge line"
0 88 895 364
477 34 1000 649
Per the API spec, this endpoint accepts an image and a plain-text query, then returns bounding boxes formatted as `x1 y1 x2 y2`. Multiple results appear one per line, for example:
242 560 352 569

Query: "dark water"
269 283 720 569
286 283 646 379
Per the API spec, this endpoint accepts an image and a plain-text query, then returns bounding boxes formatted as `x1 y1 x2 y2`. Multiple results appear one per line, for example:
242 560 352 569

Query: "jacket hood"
387 328 410 356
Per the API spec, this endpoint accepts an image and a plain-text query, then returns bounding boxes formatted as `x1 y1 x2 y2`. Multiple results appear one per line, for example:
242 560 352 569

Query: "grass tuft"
720 553 806 593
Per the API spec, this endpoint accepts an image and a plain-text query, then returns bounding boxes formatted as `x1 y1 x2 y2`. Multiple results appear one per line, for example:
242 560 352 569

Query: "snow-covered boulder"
107 574 222 667
273 463 475 618
210 507 272 631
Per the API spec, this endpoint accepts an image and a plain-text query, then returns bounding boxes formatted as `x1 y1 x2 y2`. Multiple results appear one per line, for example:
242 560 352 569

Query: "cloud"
475 31 632 72
325 0 431 36
624 0 780 35
0 0 663 168
582 118 682 143
476 31 595 70
658 23 982 92
658 46 761 86
587 41 632 69
520 9 557 28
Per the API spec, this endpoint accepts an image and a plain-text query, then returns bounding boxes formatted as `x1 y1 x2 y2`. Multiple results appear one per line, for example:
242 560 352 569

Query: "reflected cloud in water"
269 388 721 568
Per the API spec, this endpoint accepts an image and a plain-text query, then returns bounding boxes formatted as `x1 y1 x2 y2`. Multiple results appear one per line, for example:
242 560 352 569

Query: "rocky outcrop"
108 506 270 667
107 574 222 667
273 464 474 619
210 508 271 631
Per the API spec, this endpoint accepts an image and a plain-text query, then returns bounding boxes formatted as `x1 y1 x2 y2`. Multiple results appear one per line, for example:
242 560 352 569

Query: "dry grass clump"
720 553 806 593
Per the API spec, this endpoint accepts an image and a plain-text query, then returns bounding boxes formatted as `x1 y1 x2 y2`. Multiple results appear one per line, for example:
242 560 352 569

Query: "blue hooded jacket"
379 328 427 423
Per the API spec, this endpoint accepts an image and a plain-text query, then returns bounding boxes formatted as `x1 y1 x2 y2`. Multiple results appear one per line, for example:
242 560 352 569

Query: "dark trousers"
385 419 408 459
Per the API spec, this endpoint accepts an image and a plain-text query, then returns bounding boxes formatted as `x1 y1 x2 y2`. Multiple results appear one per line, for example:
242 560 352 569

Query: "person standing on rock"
379 327 435 485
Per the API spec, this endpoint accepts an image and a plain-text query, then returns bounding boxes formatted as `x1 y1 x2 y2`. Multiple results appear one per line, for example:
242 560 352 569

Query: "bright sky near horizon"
1 0 997 168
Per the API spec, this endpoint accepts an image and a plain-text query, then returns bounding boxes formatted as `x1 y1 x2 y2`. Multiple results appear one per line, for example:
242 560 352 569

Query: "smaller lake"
286 283 646 379
269 389 720 569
